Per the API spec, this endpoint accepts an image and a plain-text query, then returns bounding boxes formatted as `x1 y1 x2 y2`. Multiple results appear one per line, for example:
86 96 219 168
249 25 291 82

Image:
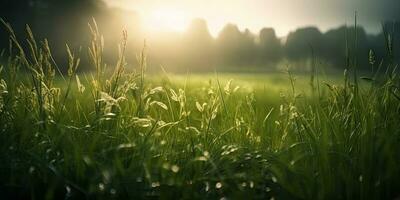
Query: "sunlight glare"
142 7 189 33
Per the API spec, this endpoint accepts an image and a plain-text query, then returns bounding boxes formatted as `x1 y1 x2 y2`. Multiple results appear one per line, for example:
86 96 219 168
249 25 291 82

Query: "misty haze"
1 0 400 199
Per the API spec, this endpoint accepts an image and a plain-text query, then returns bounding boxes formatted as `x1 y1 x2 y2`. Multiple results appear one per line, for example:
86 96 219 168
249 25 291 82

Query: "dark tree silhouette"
0 1 398 72
323 26 369 68
181 19 215 70
216 24 257 66
258 28 282 64
285 27 324 61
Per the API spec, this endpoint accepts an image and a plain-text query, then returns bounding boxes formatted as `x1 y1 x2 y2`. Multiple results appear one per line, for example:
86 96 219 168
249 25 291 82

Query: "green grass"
1 19 400 200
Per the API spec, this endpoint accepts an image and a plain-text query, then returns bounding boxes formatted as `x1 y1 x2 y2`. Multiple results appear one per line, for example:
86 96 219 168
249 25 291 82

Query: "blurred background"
0 0 399 73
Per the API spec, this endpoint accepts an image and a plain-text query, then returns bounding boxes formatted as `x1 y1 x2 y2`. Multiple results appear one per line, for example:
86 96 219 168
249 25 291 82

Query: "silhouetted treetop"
0 2 398 72
259 28 282 63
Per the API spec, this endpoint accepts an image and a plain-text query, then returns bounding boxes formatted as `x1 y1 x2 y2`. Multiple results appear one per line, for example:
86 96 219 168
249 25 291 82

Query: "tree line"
1 0 399 72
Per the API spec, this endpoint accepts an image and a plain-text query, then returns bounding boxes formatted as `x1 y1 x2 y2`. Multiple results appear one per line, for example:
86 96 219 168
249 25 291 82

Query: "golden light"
142 7 189 33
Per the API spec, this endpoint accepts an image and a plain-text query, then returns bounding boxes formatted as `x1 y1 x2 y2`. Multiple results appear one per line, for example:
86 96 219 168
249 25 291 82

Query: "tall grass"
0 19 399 200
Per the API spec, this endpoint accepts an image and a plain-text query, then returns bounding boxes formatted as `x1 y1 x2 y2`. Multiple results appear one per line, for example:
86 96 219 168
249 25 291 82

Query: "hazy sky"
105 0 400 37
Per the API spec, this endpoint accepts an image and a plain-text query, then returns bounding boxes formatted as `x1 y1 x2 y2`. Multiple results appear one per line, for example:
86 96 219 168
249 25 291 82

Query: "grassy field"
1 21 400 200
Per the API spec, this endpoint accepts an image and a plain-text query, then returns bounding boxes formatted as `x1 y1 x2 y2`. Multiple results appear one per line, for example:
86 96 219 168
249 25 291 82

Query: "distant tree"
285 27 324 61
1 0 105 38
216 24 257 66
323 26 370 69
181 18 215 70
1 1 398 72
0 0 128 71
258 28 282 64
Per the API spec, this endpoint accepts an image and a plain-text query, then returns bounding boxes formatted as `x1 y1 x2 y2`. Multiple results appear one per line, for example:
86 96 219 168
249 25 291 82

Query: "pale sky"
104 0 400 37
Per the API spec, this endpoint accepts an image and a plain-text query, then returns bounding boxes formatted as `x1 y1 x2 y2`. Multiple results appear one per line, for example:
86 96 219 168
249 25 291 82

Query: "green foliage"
0 20 400 200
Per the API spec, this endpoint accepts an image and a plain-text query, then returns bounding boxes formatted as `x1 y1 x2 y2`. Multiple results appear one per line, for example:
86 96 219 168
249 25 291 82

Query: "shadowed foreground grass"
0 20 400 199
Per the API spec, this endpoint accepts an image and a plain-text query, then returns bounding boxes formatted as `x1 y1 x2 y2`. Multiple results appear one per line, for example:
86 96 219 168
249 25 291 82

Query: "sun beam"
142 7 189 33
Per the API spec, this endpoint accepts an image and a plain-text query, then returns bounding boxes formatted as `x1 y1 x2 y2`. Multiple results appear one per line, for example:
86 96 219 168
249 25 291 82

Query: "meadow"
1 20 400 200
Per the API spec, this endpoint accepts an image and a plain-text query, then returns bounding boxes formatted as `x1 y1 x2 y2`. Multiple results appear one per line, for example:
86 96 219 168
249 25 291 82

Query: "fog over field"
106 0 400 36
1 0 400 72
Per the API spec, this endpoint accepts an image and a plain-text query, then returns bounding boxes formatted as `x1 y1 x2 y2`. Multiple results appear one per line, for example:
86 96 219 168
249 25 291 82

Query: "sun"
142 7 189 33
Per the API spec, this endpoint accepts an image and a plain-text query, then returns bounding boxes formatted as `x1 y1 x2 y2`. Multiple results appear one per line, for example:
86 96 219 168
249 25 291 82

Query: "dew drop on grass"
162 163 170 170
98 183 105 191
46 148 52 154
151 182 160 188
117 143 136 149
216 182 222 189
290 160 295 165
196 156 207 161
29 166 35 174
66 186 71 194
102 170 111 183
110 188 116 195
83 156 92 165
205 182 210 192
171 165 180 173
